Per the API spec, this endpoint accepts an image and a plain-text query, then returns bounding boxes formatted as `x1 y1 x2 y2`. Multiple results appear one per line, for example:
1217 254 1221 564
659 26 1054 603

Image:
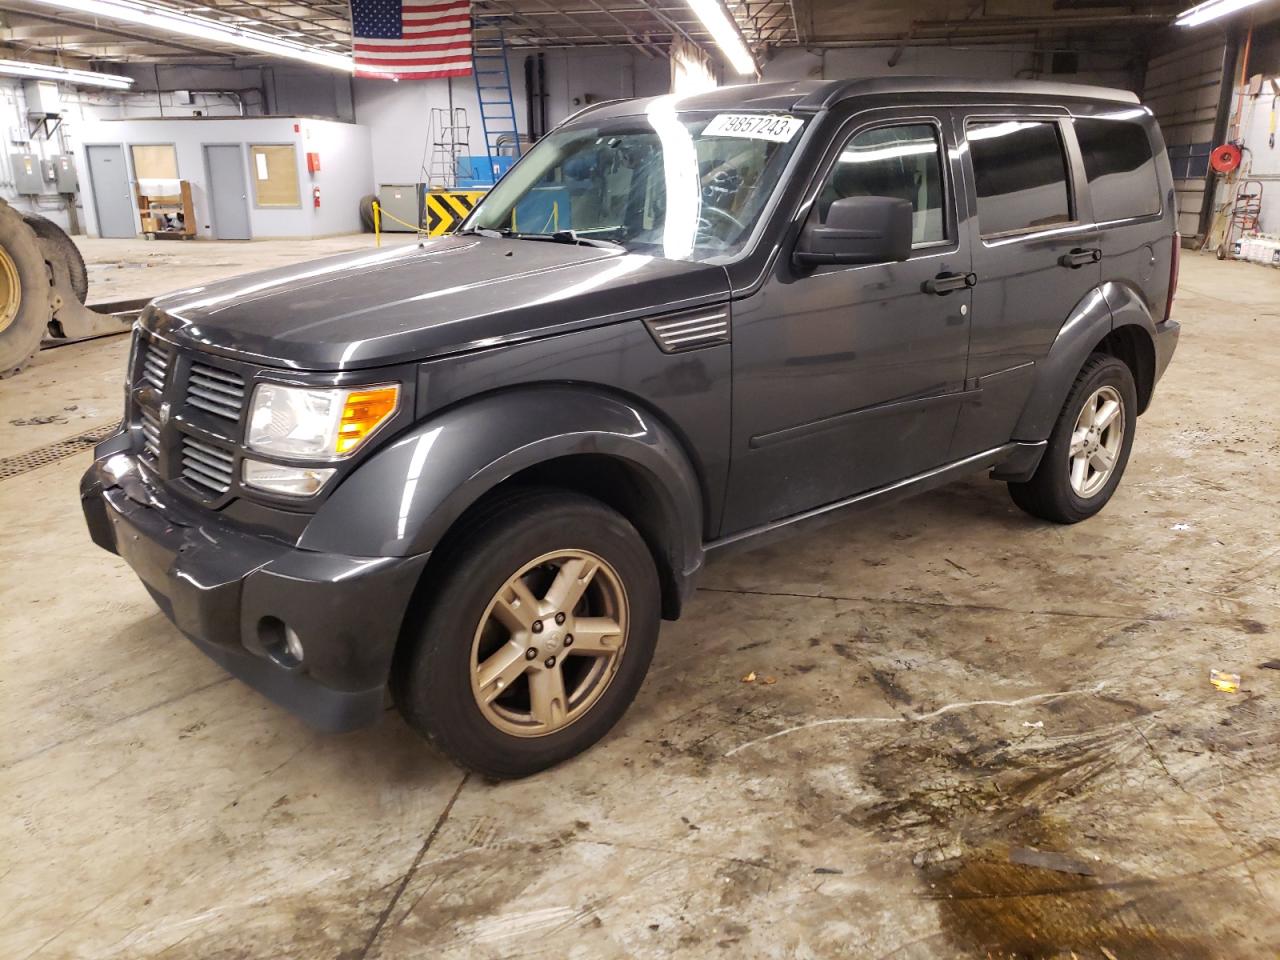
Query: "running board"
706 441 1045 556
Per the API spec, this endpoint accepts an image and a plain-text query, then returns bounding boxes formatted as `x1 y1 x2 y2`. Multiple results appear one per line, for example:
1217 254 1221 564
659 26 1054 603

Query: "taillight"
1164 231 1180 324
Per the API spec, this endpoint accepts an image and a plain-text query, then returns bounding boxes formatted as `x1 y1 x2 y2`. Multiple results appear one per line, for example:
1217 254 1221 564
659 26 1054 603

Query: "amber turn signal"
336 385 400 455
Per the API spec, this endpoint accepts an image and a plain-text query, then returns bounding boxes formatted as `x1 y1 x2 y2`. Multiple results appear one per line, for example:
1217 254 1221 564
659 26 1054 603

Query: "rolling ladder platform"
472 18 521 179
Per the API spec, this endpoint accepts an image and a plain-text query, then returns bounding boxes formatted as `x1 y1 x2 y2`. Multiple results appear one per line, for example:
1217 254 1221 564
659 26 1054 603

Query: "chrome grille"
180 437 235 494
142 341 171 390
140 408 160 461
186 363 246 421
645 310 730 353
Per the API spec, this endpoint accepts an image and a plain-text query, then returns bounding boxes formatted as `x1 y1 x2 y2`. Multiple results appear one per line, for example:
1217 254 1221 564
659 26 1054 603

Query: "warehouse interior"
2 0 1280 957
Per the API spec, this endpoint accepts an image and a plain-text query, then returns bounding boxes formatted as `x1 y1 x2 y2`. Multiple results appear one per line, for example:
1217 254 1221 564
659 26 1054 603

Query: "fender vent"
644 309 730 353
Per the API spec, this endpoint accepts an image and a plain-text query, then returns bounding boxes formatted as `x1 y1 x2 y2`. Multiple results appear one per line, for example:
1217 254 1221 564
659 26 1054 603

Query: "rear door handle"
923 271 976 295
1059 247 1101 268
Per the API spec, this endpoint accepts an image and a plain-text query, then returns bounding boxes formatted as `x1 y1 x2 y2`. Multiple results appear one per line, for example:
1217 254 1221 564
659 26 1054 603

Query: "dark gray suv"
82 78 1180 778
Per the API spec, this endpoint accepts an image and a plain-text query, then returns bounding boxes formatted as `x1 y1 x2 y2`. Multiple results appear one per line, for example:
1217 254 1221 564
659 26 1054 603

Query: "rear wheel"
0 205 52 378
1008 353 1137 524
393 489 660 779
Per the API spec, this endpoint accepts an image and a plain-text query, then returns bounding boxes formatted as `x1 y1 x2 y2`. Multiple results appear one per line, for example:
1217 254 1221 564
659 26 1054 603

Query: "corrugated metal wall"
1143 31 1233 241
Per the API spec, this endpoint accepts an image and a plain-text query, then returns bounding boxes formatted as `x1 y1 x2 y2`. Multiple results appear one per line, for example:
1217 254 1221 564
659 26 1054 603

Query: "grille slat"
140 409 160 461
180 437 234 494
186 363 246 421
142 342 171 390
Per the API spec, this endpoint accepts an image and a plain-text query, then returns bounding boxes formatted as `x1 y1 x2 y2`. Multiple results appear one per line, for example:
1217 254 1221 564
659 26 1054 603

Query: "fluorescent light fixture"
684 0 756 76
0 58 134 89
24 0 353 72
1175 0 1268 26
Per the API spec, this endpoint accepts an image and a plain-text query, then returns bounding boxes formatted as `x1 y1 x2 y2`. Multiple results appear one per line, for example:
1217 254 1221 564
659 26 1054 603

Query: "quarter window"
817 123 946 245
968 120 1072 236
1074 117 1160 221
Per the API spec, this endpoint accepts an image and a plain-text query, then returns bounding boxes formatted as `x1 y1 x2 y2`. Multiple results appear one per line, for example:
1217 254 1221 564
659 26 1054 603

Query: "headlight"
246 382 400 460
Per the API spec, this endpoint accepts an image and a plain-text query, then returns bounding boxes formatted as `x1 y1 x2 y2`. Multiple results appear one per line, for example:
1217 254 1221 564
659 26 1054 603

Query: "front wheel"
1008 353 1138 524
393 489 660 779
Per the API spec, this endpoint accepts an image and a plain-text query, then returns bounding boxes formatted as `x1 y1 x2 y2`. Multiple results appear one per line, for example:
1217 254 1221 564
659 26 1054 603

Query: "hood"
145 235 730 371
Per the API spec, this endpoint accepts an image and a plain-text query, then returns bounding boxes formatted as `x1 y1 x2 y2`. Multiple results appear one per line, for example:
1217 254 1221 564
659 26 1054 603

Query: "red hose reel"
1210 143 1243 174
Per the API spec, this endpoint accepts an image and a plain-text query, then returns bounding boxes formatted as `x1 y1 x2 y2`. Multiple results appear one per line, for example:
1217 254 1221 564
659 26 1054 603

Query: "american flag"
352 0 473 80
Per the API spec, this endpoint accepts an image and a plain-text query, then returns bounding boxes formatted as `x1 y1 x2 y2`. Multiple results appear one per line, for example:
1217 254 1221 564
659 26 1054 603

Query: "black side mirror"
793 195 913 268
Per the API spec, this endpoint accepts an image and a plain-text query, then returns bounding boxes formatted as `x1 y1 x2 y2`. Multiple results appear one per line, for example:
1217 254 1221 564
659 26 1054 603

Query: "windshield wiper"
456 227 505 238
548 229 626 250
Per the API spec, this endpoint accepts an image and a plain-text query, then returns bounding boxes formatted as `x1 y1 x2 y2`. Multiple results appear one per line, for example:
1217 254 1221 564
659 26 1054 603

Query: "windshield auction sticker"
702 113 804 143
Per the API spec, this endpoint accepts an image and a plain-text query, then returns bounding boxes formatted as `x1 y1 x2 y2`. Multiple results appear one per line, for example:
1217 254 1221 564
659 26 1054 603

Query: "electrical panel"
51 154 78 192
10 152 42 194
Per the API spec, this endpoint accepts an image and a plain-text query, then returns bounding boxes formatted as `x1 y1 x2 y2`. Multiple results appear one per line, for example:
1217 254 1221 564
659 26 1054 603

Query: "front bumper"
81 436 429 732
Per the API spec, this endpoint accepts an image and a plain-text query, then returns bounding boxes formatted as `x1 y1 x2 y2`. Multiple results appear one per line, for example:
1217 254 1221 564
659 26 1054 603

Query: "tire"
393 488 661 779
0 205 53 378
21 213 88 304
1008 353 1138 524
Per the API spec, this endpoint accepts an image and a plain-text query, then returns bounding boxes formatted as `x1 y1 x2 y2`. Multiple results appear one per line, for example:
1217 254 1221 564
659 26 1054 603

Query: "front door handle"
1059 247 1101 268
923 271 976 295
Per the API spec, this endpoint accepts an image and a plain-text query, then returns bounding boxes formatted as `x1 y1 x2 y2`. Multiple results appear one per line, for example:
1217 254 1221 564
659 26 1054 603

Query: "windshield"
466 100 808 262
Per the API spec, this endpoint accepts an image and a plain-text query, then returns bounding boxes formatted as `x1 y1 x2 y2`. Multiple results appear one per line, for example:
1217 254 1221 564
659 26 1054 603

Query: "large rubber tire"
392 488 661 779
358 194 377 233
0 205 53 378
21 213 88 304
1008 353 1138 524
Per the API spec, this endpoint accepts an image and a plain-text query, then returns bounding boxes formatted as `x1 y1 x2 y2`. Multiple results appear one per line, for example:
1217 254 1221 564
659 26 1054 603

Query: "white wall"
352 47 669 187
73 115 371 239
1232 78 1280 233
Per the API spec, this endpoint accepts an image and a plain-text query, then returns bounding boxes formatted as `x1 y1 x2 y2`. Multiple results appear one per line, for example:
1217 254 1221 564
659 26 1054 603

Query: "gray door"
205 145 251 240
86 145 136 238
723 111 972 533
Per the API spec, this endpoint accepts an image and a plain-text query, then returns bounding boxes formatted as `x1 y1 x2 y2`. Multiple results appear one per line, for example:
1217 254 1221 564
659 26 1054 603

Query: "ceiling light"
684 0 756 75
1175 0 1268 26
24 0 353 72
0 58 135 89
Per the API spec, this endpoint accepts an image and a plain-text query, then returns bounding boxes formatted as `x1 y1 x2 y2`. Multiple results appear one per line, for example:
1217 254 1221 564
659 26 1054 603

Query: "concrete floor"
2 240 1278 959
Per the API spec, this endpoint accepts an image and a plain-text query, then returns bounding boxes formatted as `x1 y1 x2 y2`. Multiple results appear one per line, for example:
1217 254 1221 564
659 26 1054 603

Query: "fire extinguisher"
312 185 321 209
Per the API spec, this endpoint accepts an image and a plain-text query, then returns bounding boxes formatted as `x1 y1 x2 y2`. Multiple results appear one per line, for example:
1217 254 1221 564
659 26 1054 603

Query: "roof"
582 76 1140 122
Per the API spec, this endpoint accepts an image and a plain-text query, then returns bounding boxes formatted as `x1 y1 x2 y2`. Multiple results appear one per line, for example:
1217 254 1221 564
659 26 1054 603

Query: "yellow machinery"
0 199 131 378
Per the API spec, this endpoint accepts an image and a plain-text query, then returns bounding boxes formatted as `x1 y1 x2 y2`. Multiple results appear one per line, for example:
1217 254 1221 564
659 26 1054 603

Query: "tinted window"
1075 118 1160 221
818 123 946 244
968 121 1072 236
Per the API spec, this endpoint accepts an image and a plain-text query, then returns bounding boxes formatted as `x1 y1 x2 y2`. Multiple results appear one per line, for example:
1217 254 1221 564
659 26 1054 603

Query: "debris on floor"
742 671 756 683
1171 522 1193 531
1008 846 1097 876
9 415 69 426
1209 669 1241 693
1021 720 1045 728
1259 660 1280 671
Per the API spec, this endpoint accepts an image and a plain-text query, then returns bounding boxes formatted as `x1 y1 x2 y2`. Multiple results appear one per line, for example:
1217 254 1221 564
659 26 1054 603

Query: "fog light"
242 458 335 497
258 616 304 668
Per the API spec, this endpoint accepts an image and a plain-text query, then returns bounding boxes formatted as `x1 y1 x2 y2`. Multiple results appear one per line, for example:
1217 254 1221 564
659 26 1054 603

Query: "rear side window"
818 123 947 245
1075 117 1161 221
968 120 1072 236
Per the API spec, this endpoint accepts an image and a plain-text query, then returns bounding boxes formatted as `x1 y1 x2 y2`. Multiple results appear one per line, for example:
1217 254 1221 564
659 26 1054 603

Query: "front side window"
968 120 1072 236
466 101 807 262
1074 117 1161 221
816 123 946 245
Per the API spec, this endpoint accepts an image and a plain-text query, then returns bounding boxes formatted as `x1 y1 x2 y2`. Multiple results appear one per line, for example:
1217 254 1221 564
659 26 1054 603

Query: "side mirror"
793 195 913 268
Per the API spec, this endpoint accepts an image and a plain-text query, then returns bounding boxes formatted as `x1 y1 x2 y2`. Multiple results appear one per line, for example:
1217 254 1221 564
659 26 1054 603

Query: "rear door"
950 109 1101 458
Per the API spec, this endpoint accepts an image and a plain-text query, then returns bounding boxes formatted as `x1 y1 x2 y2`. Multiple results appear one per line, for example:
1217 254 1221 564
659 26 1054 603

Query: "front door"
86 145 136 238
949 110 1102 458
723 110 973 534
204 145 252 240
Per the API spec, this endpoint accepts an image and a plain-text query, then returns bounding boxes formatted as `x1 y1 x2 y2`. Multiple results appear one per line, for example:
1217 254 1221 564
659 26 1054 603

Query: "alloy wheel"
469 549 628 737
1068 384 1125 498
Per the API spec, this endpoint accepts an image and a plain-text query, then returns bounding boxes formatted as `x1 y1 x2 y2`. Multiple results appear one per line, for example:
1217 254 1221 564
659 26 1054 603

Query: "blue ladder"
472 18 521 182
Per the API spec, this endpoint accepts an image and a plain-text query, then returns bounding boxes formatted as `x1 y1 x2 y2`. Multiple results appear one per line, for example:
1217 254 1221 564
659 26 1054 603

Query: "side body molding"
300 385 707 591
1010 284 1116 442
